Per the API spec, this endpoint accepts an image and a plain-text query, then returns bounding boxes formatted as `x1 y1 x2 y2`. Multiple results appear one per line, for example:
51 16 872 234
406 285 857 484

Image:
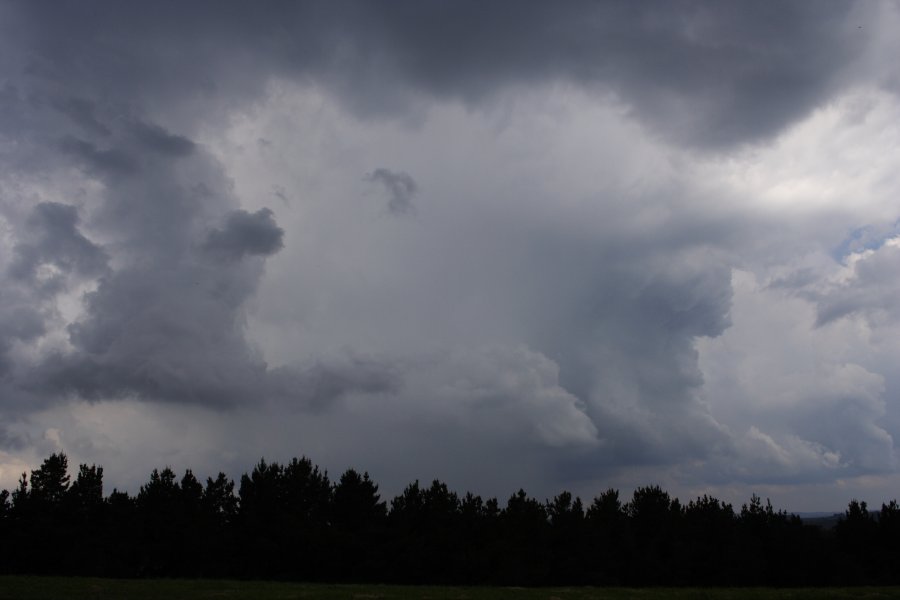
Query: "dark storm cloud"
129 120 196 157
0 76 287 409
528 241 736 466
59 136 138 176
51 97 111 137
43 261 268 406
330 0 868 148
6 0 872 149
0 307 44 343
267 355 402 412
202 208 285 262
365 168 418 216
22 176 287 409
9 202 109 287
0 303 45 375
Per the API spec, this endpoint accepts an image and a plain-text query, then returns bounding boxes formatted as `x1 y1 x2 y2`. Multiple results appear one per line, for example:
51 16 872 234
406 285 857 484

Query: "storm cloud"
2 0 900 509
4 1 874 148
202 208 284 261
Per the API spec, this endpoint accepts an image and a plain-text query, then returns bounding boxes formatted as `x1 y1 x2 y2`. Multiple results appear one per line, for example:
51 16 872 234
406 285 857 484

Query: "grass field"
2 577 900 600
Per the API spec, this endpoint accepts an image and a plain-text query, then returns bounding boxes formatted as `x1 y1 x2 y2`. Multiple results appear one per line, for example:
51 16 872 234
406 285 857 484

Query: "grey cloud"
267 354 402 412
59 136 138 176
766 268 820 291
413 345 599 449
52 97 111 136
0 83 24 131
697 273 897 485
738 366 890 482
9 202 109 288
0 301 45 376
485 225 735 467
2 107 286 409
32 262 269 406
202 208 284 262
0 423 29 452
813 241 900 327
130 120 195 157
5 1 875 149
366 168 418 216
342 0 868 149
1 306 45 343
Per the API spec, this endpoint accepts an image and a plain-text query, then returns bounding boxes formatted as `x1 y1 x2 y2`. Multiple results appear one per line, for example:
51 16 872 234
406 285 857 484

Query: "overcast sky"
2 1 900 511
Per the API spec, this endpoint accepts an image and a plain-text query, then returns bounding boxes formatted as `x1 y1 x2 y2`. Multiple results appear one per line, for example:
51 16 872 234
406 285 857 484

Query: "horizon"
0 449 867 518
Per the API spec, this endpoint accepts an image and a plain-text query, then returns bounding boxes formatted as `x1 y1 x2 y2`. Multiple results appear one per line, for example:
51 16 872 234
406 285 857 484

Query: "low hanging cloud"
365 168 418 216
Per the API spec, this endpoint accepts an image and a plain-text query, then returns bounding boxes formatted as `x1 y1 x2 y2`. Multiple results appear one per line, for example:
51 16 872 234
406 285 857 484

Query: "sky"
2 0 900 512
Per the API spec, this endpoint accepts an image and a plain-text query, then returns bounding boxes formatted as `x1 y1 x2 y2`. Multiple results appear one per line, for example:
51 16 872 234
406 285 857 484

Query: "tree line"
1 452 899 586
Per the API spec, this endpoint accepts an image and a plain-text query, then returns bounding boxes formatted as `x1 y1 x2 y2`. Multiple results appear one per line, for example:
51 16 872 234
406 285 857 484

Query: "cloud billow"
9 202 109 289
202 208 285 262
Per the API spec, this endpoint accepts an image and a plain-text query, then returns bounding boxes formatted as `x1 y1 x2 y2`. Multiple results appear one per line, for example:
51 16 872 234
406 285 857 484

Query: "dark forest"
2 453 898 586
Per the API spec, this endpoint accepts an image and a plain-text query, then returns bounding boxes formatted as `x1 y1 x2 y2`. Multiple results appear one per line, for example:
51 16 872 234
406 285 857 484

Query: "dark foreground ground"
2 577 900 600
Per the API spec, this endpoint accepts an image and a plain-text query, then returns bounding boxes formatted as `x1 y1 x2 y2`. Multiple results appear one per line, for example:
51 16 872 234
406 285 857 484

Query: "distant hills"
795 512 843 529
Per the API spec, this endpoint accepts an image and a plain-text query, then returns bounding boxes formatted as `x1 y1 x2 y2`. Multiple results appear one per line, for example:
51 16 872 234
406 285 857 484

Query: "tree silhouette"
236 456 332 579
497 489 549 584
136 467 182 575
546 491 587 583
67 464 103 513
457 492 499 583
333 469 385 533
5 450 900 586
237 459 282 577
836 499 878 583
0 488 9 573
331 469 386 581
0 489 9 519
29 453 70 507
202 472 238 525
586 488 628 584
64 463 104 574
103 488 138 576
13 453 73 573
626 485 682 583
682 495 736 583
387 479 480 582
198 473 238 576
875 500 900 582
